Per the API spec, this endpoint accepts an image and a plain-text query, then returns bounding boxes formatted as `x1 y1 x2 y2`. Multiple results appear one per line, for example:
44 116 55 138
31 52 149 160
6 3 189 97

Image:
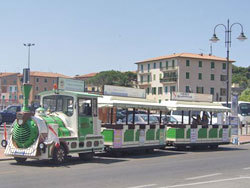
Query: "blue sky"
0 0 249 76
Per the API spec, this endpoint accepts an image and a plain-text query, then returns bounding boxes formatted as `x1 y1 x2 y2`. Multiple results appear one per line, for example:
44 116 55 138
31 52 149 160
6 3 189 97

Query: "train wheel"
14 157 27 163
79 152 94 160
52 146 67 164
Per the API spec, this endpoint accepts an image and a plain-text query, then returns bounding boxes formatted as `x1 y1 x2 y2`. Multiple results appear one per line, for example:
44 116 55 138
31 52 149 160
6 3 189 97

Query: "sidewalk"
239 135 250 144
0 147 12 161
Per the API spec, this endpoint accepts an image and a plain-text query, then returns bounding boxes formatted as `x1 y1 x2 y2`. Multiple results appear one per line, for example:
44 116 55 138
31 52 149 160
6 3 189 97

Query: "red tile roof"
18 71 71 78
0 72 19 77
136 53 235 63
74 72 97 78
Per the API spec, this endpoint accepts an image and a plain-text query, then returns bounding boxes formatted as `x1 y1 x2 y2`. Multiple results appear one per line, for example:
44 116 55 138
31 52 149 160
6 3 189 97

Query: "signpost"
58 78 85 92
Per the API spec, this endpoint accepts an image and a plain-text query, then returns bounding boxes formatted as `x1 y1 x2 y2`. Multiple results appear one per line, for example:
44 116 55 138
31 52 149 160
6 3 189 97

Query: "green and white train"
1 83 232 164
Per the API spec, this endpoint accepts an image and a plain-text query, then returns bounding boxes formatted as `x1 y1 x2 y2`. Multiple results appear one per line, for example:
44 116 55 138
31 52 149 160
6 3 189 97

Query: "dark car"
0 105 21 125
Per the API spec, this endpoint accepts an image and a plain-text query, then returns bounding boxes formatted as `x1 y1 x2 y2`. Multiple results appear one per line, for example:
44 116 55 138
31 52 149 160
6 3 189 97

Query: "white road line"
128 184 157 188
158 176 250 188
186 173 222 180
243 167 250 170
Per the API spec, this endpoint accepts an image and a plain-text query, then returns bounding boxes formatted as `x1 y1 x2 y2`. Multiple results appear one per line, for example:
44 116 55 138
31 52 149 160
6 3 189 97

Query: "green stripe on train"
166 128 185 139
198 128 207 139
124 129 134 142
102 129 114 142
146 129 155 140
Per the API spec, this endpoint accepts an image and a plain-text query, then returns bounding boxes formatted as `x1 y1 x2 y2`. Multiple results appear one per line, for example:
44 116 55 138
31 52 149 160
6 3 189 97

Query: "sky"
0 0 249 76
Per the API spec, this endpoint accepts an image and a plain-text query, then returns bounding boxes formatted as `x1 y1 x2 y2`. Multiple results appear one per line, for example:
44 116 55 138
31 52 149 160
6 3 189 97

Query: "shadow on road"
9 156 128 168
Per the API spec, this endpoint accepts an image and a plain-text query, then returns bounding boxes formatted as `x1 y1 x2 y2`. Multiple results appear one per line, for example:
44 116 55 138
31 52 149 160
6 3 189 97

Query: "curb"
239 141 250 145
0 157 13 161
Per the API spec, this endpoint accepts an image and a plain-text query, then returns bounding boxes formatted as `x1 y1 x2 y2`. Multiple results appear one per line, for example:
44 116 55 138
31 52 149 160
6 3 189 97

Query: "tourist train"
1 79 233 164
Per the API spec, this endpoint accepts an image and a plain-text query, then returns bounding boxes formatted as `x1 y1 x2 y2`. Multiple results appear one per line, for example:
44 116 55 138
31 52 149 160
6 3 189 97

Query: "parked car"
0 105 21 125
121 114 159 124
153 114 178 124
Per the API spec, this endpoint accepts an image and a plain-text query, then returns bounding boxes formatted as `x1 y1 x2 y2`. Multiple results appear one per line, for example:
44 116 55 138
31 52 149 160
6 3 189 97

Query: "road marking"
0 170 16 175
158 176 250 188
128 184 157 188
186 173 222 180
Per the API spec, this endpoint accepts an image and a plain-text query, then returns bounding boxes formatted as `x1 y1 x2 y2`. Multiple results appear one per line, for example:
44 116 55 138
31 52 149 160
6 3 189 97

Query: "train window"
78 98 92 116
43 95 74 116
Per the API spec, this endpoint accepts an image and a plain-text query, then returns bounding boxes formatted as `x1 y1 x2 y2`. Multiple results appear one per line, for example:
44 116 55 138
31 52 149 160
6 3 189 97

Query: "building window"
3 79 7 85
186 72 190 79
199 61 202 67
211 74 215 81
160 62 162 68
159 99 161 103
220 75 227 81
146 88 150 94
44 78 48 83
164 86 168 93
140 75 143 83
210 88 214 95
140 65 143 72
44 87 47 91
196 86 204 94
153 74 156 81
220 88 226 96
172 60 175 67
186 60 190 67
211 62 215 69
158 87 163 95
185 86 190 93
13 80 16 84
159 74 162 79
147 75 150 82
36 78 39 82
36 86 39 91
222 63 226 70
166 61 169 69
152 87 157 95
154 63 156 69
148 64 150 72
170 86 176 92
198 73 202 80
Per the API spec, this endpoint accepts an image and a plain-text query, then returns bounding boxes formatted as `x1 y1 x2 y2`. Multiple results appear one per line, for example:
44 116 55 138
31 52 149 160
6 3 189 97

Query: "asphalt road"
0 144 250 188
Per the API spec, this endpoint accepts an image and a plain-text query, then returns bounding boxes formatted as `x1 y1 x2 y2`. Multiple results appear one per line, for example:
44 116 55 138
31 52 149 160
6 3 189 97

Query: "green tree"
239 88 250 102
232 65 250 90
87 70 137 88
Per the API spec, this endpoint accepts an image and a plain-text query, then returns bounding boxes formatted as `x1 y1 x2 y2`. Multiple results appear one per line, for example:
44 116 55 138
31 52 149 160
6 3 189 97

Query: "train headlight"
17 119 23 125
1 140 7 148
39 143 45 149
39 142 46 153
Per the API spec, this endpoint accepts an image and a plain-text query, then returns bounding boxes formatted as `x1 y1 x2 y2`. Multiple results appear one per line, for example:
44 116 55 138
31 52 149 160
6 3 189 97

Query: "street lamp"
23 43 35 69
210 19 247 108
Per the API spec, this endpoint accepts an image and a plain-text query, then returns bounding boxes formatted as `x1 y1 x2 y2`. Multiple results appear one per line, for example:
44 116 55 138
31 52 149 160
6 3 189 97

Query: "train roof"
39 90 101 98
162 100 230 112
98 96 168 111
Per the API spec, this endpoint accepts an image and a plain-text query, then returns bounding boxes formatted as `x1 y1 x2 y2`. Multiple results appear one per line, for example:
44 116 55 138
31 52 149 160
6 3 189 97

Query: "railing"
160 66 178 71
160 77 178 83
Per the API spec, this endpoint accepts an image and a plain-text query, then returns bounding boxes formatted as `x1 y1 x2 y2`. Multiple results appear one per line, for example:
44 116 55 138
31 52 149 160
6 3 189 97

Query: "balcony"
160 77 178 83
139 81 151 86
137 70 151 75
160 66 178 72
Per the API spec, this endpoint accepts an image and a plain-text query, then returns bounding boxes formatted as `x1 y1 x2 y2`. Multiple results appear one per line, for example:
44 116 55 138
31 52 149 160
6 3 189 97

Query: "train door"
78 98 94 141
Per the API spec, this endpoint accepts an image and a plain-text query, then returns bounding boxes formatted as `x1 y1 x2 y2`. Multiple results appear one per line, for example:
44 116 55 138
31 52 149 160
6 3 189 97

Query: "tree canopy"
239 88 250 102
86 70 137 88
232 65 250 90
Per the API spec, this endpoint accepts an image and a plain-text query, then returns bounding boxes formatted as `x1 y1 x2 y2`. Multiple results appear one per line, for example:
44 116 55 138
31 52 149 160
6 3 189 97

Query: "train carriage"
164 100 231 149
98 95 168 152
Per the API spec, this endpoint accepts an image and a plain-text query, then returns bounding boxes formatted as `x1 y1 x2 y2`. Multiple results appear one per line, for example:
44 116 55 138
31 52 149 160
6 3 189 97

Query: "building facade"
136 53 234 102
74 73 100 93
17 71 70 106
0 73 19 110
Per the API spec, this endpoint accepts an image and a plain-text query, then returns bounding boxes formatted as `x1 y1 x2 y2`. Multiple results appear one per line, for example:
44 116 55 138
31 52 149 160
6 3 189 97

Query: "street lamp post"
210 19 247 108
23 43 35 69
